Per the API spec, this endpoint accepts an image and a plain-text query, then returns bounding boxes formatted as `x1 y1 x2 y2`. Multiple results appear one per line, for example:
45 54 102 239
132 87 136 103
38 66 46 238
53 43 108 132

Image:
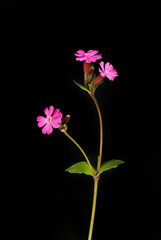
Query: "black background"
0 0 161 239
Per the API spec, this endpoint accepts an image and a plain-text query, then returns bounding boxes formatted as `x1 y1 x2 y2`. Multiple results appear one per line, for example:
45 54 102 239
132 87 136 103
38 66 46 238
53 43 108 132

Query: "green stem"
63 131 95 176
90 93 103 174
88 177 99 240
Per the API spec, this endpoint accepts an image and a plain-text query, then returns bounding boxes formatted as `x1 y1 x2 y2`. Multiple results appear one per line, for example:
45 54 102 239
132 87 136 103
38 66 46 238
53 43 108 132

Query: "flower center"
104 70 109 75
46 116 52 122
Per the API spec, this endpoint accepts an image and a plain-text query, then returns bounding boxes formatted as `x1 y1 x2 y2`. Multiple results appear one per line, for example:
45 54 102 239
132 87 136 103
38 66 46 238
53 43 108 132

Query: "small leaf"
66 161 96 176
99 159 125 175
88 64 94 71
73 80 90 93
94 79 104 91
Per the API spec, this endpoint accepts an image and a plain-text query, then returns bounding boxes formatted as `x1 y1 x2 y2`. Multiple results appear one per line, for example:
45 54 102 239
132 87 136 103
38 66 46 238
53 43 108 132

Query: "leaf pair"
66 159 124 177
73 79 104 94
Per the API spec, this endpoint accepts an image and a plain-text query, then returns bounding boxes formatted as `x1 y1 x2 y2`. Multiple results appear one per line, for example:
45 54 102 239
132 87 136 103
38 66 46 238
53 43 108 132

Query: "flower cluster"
36 49 123 240
74 49 118 82
37 49 118 135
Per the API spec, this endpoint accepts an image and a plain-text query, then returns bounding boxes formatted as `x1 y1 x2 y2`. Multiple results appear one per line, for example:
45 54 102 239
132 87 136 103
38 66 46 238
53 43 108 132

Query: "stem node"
93 174 100 181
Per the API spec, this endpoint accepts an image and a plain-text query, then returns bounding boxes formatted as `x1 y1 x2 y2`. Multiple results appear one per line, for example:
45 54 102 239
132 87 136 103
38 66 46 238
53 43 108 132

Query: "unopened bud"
88 66 94 75
93 75 104 84
87 66 95 82
83 62 90 73
59 114 70 132
64 115 70 124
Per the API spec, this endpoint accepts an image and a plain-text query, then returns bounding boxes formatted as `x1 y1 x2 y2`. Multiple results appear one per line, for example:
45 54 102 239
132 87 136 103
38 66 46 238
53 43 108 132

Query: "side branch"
63 131 95 176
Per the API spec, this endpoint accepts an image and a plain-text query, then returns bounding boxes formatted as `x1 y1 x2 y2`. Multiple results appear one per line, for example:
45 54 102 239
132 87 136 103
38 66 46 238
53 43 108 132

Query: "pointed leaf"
66 161 96 176
94 79 104 91
73 80 90 93
88 64 94 71
99 159 125 175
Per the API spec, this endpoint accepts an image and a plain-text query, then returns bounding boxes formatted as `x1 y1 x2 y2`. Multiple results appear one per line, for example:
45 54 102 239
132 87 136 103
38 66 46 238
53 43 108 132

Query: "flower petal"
74 50 85 57
44 107 49 116
37 116 47 127
99 61 105 71
53 108 60 115
99 61 104 70
107 74 115 81
42 123 50 134
53 112 63 120
76 56 87 61
87 50 98 56
105 62 110 70
48 106 54 116
51 122 61 129
90 55 102 62
47 123 53 135
51 112 62 128
85 57 92 63
107 70 118 81
38 120 47 127
108 64 114 71
37 116 46 122
99 68 103 75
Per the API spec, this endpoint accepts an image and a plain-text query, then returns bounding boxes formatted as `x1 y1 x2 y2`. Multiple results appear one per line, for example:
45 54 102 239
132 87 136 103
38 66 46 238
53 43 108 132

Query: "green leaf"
88 64 94 71
99 159 125 175
94 79 104 91
73 80 89 93
66 161 96 176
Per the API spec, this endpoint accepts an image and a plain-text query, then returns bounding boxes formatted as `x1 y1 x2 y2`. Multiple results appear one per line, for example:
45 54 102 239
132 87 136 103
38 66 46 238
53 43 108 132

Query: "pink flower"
74 50 102 63
37 106 62 135
99 61 118 81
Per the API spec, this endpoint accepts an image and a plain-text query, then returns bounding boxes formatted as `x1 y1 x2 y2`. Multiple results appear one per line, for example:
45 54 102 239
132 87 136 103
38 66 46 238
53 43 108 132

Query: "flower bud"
88 66 94 75
93 75 104 84
59 114 70 132
84 66 95 84
63 114 70 124
83 62 90 73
